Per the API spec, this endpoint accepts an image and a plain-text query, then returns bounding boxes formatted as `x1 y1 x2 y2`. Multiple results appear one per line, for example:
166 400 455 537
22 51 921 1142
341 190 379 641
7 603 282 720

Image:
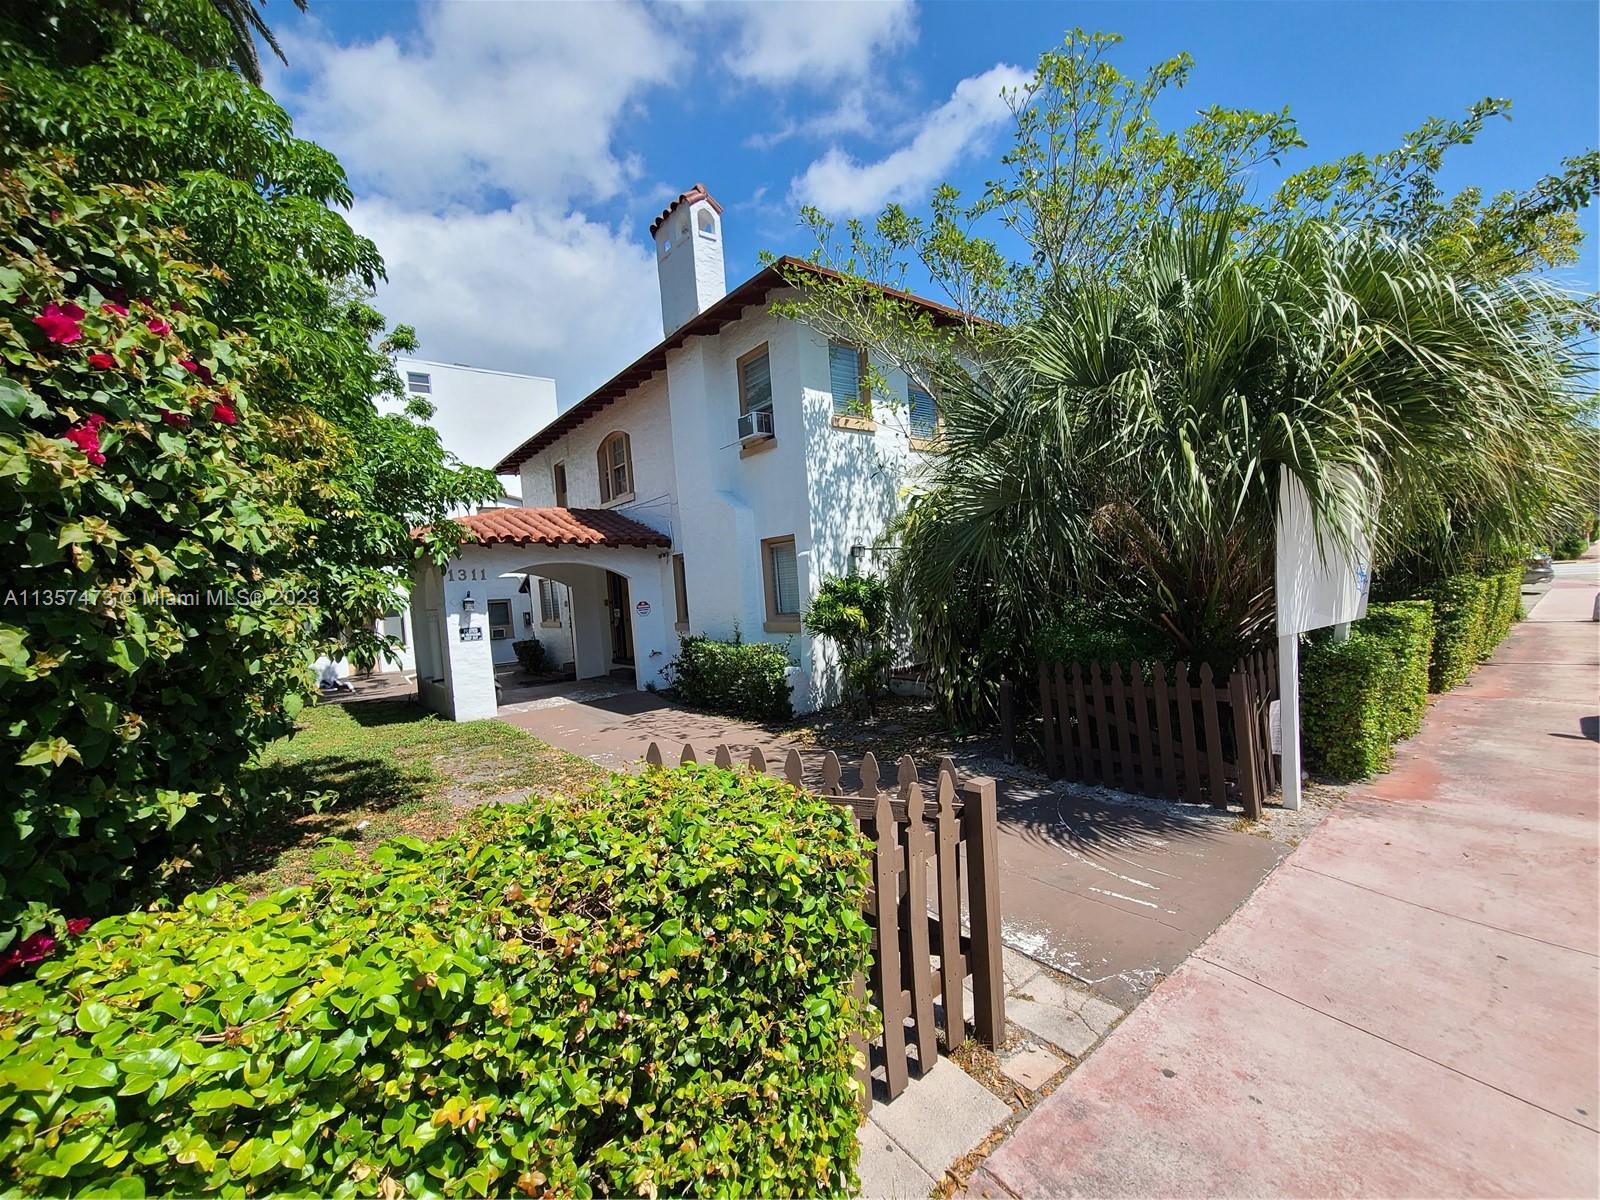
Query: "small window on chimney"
697 208 716 237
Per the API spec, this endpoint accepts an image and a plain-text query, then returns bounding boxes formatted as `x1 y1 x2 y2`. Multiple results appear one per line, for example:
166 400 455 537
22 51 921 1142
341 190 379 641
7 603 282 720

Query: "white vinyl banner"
1275 471 1374 636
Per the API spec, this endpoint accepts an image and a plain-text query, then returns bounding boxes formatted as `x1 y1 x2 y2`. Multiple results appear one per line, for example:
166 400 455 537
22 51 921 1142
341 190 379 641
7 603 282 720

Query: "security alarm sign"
635 600 651 617
459 625 483 642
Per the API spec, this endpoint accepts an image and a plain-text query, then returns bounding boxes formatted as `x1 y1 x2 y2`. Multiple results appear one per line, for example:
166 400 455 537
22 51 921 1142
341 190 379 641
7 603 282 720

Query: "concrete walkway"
968 579 1600 1198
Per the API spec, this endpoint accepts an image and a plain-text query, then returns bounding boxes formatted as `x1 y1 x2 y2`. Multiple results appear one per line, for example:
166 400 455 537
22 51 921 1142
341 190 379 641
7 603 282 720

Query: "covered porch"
410 507 676 722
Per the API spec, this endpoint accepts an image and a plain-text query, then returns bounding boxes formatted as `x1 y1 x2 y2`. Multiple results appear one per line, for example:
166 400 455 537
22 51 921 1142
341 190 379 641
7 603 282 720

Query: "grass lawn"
218 699 604 894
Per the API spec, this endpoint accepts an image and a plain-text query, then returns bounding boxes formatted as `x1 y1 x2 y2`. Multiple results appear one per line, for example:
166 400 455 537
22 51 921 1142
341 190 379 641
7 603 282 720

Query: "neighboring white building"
325 358 570 679
413 184 958 721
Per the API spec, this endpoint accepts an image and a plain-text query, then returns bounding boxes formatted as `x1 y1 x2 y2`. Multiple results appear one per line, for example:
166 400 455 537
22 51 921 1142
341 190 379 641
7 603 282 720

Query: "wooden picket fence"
1036 650 1278 818
644 741 1005 1109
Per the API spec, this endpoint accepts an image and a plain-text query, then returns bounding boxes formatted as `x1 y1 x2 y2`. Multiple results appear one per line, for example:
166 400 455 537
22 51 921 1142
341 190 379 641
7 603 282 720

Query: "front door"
606 571 633 665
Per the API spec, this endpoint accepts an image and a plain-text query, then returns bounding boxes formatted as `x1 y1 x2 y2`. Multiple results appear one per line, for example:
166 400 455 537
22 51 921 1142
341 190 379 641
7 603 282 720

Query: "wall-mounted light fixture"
462 591 475 613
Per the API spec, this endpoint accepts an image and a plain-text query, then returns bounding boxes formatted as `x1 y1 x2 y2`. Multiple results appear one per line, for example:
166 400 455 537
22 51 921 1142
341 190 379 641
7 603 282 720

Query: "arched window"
696 207 716 237
597 431 633 503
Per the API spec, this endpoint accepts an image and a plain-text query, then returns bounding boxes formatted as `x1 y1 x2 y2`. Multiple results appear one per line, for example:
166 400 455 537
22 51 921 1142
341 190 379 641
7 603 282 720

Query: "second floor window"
406 371 432 395
552 461 568 507
828 341 868 416
909 385 938 440
597 431 633 503
738 344 772 415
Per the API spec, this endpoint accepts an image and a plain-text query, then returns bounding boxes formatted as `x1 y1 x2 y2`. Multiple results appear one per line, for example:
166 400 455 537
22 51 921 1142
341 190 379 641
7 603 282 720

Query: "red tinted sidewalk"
970 581 1600 1198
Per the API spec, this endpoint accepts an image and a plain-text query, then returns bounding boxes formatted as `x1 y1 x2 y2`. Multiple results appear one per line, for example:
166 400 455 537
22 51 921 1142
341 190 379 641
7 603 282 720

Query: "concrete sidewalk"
969 581 1600 1198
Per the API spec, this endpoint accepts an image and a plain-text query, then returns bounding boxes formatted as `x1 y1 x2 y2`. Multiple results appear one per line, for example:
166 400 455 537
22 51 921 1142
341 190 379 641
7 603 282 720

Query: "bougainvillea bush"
0 154 316 947
0 765 872 1198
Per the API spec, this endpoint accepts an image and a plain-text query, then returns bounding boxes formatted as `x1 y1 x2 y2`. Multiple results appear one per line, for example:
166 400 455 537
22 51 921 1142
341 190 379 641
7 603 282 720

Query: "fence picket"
1174 664 1201 804
934 768 965 1051
1069 663 1091 782
1129 663 1156 795
679 743 697 766
645 742 663 767
784 748 803 788
821 752 842 796
1229 670 1263 819
1038 662 1059 777
899 761 938 1072
713 744 733 770
1108 662 1130 788
748 746 767 774
871 785 909 1097
1055 663 1076 779
963 774 1005 1047
1198 664 1227 809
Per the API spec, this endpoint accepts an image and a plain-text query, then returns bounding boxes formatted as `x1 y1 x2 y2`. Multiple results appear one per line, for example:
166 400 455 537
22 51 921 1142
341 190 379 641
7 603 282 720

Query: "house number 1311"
446 567 488 581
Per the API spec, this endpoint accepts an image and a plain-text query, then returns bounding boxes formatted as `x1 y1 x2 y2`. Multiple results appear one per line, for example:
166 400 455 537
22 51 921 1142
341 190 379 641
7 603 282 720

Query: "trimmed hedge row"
0 765 871 1197
1301 601 1434 780
669 634 794 722
1428 563 1522 692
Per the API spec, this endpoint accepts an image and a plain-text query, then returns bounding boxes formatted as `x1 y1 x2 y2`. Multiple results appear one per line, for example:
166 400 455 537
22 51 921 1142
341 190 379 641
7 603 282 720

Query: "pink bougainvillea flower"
146 316 171 336
65 918 92 936
100 301 129 317
180 359 215 385
211 401 238 426
160 409 190 427
33 302 86 345
88 352 116 370
63 417 106 465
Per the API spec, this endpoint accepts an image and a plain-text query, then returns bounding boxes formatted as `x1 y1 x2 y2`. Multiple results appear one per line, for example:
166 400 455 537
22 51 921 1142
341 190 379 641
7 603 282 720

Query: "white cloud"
701 0 916 89
282 2 684 210
790 63 1028 216
350 200 664 410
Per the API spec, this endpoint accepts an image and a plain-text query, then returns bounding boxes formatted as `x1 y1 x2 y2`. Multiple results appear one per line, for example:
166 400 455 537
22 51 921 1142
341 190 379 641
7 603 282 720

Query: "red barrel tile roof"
431 507 670 549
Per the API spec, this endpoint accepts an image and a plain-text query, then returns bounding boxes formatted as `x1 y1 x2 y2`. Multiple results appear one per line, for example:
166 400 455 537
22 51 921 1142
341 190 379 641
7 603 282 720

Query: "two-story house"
411 184 960 721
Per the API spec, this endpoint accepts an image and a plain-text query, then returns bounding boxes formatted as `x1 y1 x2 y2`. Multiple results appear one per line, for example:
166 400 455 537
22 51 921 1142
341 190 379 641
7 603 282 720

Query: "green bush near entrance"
0 765 872 1197
1427 563 1522 692
669 634 794 722
1301 600 1434 780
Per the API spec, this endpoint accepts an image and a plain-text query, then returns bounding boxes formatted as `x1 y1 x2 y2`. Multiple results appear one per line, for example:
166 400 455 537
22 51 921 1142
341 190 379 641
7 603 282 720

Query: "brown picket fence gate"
644 741 1005 1109
1036 651 1278 818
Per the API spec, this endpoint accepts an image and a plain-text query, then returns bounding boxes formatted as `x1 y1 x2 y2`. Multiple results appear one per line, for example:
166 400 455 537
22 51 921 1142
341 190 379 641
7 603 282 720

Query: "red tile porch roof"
491 255 976 475
424 507 671 549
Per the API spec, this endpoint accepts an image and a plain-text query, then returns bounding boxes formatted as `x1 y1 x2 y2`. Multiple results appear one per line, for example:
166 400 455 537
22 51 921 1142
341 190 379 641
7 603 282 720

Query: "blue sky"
268 1 1598 407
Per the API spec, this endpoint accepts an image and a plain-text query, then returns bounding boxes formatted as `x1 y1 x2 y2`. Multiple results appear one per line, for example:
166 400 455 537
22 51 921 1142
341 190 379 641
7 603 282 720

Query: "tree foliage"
0 154 316 943
804 574 892 712
0 0 499 672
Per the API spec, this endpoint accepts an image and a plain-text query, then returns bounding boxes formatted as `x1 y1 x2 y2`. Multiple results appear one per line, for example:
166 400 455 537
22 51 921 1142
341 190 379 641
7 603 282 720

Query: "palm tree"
893 210 1588 719
209 0 308 85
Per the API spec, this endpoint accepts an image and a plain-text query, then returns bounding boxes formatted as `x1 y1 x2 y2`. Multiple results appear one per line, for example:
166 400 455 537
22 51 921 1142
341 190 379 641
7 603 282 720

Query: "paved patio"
498 686 1287 1009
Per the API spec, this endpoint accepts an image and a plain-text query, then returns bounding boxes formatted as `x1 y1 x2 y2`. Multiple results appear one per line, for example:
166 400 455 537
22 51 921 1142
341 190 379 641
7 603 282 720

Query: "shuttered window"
909 385 938 440
739 345 772 415
539 579 561 625
764 536 800 620
828 342 867 415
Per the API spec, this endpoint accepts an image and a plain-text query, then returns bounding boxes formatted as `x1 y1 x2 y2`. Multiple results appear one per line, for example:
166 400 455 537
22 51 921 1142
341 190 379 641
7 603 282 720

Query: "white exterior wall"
387 357 558 482
653 198 727 335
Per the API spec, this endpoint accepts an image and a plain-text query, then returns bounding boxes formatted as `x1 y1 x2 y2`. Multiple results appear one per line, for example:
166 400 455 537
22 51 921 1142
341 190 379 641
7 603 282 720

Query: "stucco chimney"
650 183 726 335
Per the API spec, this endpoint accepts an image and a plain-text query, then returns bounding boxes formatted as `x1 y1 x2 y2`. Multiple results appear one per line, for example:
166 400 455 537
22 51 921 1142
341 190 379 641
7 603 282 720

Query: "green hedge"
670 634 794 722
1301 601 1434 780
0 765 871 1197
1428 563 1521 691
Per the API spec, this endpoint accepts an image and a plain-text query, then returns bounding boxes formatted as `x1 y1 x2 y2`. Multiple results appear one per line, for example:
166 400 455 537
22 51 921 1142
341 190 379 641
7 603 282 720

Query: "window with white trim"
762 536 801 629
738 344 773 415
406 371 432 395
488 599 512 641
538 579 561 626
828 342 868 416
597 431 633 503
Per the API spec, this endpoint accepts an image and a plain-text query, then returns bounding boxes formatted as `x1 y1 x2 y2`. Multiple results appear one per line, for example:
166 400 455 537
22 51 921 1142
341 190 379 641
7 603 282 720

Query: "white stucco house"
412 183 960 721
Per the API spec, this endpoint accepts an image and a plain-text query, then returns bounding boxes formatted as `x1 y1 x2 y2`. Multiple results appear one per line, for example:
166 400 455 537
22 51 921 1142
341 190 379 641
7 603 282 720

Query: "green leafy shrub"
1035 598 1169 668
0 155 315 947
0 765 872 1197
1479 562 1523 658
804 574 893 712
512 637 545 674
1301 600 1434 780
1427 571 1504 690
669 634 793 722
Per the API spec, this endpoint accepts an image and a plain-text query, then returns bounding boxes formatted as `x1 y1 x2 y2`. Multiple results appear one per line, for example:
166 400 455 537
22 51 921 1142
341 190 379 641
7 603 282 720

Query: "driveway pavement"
500 686 1285 1009
967 575 1600 1198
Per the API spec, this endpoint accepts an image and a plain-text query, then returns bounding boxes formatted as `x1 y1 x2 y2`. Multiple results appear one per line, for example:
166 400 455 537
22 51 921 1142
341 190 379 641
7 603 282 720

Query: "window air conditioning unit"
737 409 774 443
491 628 508 640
